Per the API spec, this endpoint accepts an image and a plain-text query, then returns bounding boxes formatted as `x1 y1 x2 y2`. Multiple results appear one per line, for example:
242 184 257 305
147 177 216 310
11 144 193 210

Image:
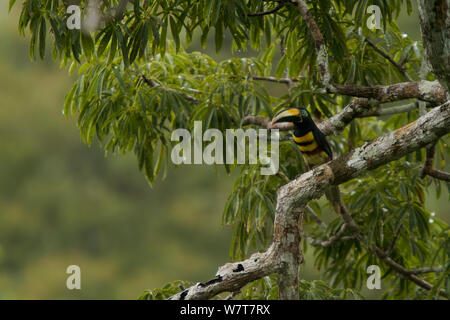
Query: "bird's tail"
324 185 344 215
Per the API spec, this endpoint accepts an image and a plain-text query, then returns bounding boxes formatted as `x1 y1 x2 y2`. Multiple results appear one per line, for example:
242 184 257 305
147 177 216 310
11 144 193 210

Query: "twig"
357 103 419 118
408 267 444 275
305 206 327 230
420 141 450 182
386 224 403 256
424 167 450 182
365 38 412 81
294 0 334 91
306 224 358 248
251 76 302 84
139 74 201 104
242 115 270 128
308 200 447 297
224 290 241 300
332 81 447 104
371 246 447 298
140 74 158 88
249 3 284 17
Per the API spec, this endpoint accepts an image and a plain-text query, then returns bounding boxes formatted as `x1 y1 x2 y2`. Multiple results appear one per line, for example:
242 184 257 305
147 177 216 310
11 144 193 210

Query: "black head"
271 107 311 127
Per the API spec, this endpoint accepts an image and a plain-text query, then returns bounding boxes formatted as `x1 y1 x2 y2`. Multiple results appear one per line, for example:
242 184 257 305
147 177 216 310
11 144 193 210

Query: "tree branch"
83 0 130 32
251 75 302 84
248 3 284 17
305 223 357 248
317 98 375 135
170 102 450 300
357 103 419 118
408 267 444 275
333 81 447 104
305 206 327 230
386 223 403 256
294 1 447 105
294 0 334 91
243 98 377 134
168 245 281 300
365 38 413 82
420 142 450 182
418 0 450 93
307 197 447 298
371 246 447 298
423 167 450 182
242 115 270 128
139 74 201 104
243 93 441 138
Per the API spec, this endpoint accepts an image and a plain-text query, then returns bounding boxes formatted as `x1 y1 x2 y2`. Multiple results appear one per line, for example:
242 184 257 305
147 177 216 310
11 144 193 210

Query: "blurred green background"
0 4 237 299
0 2 447 299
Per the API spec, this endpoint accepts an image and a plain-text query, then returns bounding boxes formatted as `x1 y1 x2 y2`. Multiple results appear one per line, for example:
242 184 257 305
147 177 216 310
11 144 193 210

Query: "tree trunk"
418 0 450 94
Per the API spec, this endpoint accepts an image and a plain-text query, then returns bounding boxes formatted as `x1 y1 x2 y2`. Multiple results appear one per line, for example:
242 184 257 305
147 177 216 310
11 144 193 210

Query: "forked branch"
169 102 450 300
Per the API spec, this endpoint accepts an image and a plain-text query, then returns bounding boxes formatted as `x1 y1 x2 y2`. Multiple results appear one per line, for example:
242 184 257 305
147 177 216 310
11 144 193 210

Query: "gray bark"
418 0 450 93
169 102 450 300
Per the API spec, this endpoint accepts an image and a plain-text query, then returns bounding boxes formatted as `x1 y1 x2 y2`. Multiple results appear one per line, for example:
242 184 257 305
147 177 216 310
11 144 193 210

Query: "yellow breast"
293 132 318 152
293 131 314 143
293 131 331 168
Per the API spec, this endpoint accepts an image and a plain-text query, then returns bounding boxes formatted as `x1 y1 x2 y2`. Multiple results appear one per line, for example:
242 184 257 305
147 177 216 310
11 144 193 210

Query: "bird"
270 107 342 214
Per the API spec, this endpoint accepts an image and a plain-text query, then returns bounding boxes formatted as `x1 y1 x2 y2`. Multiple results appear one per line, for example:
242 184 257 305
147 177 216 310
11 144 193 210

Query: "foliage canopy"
11 0 450 299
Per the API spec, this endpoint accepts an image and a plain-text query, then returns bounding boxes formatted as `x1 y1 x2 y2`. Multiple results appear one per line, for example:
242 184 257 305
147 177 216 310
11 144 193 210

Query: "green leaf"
63 85 76 117
215 21 224 53
264 20 272 48
275 55 287 79
81 33 95 58
38 17 46 59
97 28 112 57
8 0 16 12
201 26 210 49
107 32 118 64
139 22 149 58
150 18 160 45
112 67 127 91
115 28 129 67
129 25 142 64
170 16 180 51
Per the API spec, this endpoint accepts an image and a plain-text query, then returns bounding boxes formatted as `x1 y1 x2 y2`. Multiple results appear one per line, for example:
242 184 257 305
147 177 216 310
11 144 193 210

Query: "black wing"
312 127 333 160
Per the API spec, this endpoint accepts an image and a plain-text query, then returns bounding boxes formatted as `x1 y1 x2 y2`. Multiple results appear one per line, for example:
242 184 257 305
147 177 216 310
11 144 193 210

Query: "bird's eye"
301 110 308 117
